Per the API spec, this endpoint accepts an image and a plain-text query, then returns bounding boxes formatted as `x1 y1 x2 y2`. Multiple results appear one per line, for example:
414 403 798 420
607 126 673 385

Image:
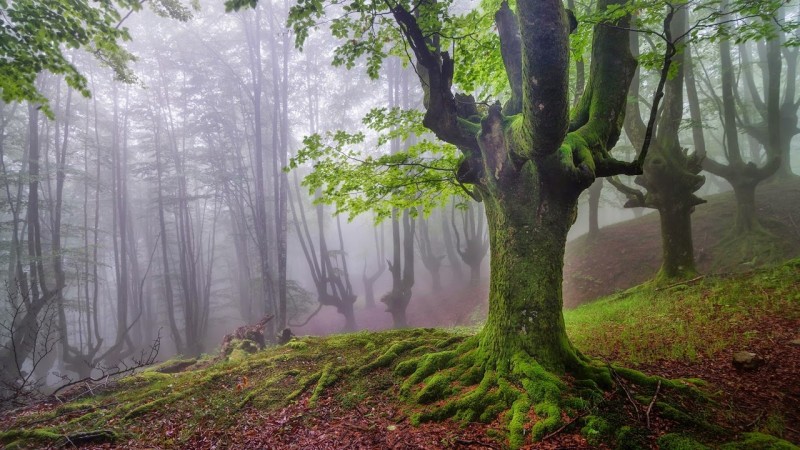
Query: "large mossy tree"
263 0 646 437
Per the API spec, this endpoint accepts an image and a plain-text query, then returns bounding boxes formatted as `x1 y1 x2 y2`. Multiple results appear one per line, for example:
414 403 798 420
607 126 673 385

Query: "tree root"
388 336 715 449
392 336 612 449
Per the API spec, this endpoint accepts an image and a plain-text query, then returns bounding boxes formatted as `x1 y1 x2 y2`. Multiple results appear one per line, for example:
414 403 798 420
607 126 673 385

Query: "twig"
745 410 764 429
541 410 591 441
655 275 706 291
646 380 661 429
454 438 499 449
344 422 372 432
611 368 641 420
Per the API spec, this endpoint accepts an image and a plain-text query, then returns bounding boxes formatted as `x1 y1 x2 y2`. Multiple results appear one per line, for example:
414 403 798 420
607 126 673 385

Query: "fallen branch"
454 438 499 449
655 275 706 291
611 367 641 421
541 410 591 441
646 380 661 429
59 429 116 447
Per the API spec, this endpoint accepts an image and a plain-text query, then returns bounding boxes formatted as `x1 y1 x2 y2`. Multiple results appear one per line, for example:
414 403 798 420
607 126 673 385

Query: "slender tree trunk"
440 204 464 281
587 178 602 237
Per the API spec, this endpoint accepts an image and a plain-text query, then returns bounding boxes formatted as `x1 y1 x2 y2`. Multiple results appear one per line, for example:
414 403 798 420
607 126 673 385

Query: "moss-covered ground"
1 260 798 449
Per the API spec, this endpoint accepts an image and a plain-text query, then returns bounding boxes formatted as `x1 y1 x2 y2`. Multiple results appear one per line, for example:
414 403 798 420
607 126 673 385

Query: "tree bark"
479 173 583 372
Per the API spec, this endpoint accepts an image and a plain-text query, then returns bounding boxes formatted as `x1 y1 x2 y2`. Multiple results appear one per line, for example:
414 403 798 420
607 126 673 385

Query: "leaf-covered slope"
2 260 799 448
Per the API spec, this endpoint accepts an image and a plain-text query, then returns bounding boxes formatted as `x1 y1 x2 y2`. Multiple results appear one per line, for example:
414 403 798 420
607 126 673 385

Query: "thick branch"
518 0 570 157
495 1 523 115
564 0 637 180
391 5 480 154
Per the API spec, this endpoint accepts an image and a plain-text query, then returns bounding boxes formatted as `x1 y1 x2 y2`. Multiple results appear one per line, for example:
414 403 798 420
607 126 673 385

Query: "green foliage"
582 0 797 77
288 107 464 222
282 0 513 97
0 0 195 117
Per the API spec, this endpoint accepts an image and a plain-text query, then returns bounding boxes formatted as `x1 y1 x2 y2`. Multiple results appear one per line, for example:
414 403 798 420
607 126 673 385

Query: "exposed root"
393 336 612 448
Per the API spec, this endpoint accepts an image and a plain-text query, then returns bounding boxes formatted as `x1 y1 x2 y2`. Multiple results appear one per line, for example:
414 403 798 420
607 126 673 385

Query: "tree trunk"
657 203 696 280
478 175 583 373
587 178 602 237
731 182 760 235
440 204 464 281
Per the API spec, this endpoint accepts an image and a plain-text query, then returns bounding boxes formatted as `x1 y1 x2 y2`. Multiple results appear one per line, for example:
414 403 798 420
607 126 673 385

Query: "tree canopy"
0 0 195 115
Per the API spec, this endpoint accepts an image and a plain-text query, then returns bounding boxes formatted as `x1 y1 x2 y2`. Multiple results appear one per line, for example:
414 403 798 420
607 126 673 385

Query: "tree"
737 5 799 181
272 0 644 441
689 3 783 264
611 6 706 282
0 0 194 115
450 200 489 286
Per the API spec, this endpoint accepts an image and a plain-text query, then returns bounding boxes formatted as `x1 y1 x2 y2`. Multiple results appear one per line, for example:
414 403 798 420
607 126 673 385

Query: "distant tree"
416 210 444 292
611 7 706 282
688 3 786 263
736 5 800 181
362 220 386 307
450 200 488 286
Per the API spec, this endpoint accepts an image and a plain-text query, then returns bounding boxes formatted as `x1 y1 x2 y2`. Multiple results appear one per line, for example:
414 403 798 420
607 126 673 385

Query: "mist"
1 0 798 411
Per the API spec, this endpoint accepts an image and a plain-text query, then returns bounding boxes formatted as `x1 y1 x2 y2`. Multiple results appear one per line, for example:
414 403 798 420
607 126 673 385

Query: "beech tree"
249 0 792 442
255 0 644 440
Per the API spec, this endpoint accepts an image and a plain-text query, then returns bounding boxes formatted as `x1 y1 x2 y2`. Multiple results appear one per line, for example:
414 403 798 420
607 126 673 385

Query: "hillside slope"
2 259 798 449
564 179 800 308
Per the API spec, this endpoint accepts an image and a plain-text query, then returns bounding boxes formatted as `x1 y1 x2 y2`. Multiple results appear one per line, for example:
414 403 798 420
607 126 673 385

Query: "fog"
1 0 797 397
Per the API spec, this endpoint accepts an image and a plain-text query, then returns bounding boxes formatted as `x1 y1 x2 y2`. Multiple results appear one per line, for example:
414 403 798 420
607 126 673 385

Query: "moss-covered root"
0 429 118 449
397 338 608 449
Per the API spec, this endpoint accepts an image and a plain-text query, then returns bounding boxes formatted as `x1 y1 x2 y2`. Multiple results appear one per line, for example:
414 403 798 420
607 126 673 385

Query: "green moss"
415 373 452 404
658 433 710 450
117 370 173 386
360 340 417 374
720 433 799 450
0 429 62 449
309 363 336 407
530 401 561 440
581 415 613 447
615 426 648 450
286 340 308 350
123 389 192 420
507 395 532 449
399 350 457 395
227 339 261 362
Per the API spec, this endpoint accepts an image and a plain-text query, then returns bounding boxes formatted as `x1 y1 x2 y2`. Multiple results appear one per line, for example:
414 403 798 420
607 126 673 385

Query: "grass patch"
565 259 800 365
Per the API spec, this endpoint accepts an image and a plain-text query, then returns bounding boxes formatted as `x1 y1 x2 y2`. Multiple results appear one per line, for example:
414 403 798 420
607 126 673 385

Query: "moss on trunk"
477 162 586 374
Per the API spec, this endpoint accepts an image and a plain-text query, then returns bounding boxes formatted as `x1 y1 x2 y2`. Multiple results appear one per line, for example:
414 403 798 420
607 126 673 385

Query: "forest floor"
2 258 798 449
564 178 800 308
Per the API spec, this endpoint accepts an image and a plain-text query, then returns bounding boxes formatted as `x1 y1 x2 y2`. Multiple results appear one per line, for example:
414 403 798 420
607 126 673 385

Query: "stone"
789 338 800 346
732 351 764 371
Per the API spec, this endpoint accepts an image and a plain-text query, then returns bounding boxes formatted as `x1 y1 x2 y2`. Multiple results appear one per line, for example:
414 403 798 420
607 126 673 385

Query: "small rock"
732 351 764 371
789 338 800 346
